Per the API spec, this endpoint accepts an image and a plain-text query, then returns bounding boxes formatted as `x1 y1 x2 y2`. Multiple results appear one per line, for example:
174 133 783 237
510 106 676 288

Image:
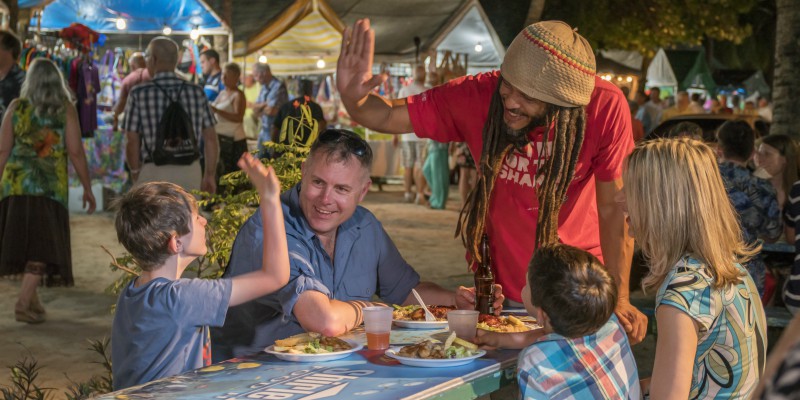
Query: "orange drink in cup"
363 306 393 350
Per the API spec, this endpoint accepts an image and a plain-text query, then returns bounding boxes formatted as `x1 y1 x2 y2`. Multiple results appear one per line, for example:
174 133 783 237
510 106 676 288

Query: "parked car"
647 114 769 142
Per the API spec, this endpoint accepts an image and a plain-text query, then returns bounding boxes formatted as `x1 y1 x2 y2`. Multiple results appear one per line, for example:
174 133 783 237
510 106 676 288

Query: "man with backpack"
123 37 219 193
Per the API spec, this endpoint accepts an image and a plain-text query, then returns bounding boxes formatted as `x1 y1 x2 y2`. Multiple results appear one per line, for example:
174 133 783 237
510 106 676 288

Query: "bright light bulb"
116 18 127 30
316 59 326 69
617 76 623 82
258 55 268 64
474 43 483 53
162 26 172 35
626 76 633 83
190 27 200 40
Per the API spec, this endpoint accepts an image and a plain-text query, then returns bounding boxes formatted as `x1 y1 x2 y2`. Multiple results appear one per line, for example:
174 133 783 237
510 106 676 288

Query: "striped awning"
238 0 343 76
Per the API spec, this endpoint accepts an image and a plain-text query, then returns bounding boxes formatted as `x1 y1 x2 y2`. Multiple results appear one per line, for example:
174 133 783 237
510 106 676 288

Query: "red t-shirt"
407 71 633 302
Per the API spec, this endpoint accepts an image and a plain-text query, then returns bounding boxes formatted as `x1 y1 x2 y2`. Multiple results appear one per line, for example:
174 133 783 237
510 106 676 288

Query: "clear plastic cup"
447 310 479 341
363 306 393 350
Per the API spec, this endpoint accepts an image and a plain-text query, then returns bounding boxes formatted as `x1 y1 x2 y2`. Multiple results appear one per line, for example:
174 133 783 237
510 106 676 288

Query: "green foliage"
3 339 113 400
104 142 307 292
543 0 759 57
1 357 51 400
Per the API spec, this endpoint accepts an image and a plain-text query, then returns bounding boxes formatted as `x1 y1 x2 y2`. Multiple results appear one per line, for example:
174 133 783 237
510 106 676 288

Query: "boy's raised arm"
229 153 290 306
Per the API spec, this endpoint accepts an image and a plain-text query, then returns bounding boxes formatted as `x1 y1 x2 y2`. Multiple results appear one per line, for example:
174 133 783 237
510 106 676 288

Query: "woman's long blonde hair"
20 58 73 118
624 138 757 292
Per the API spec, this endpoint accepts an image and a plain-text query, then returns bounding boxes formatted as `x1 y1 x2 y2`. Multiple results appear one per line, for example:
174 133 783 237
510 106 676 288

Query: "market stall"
18 0 230 205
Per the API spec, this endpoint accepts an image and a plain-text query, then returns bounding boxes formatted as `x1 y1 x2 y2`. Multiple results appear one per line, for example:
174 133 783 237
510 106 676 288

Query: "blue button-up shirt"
257 77 288 140
211 184 420 361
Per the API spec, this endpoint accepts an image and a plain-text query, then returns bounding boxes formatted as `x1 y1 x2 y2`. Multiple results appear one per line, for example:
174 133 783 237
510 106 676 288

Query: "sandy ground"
0 185 655 397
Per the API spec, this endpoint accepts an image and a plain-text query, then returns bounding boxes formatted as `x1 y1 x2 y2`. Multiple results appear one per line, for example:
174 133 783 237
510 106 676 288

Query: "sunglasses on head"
316 129 369 157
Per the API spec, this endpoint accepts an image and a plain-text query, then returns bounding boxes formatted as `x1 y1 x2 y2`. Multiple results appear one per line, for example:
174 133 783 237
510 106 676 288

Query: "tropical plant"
104 143 308 293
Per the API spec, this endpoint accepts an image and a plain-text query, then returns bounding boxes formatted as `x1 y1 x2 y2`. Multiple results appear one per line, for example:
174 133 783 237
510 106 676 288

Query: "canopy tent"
714 69 771 98
21 0 228 34
236 0 344 75
679 50 716 93
645 48 678 88
428 0 505 74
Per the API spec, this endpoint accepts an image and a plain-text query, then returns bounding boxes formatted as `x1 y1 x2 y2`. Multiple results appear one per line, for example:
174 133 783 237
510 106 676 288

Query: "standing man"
271 79 326 147
113 52 151 131
660 91 693 123
243 72 261 140
642 87 663 133
0 30 24 122
252 62 288 158
211 129 504 360
123 37 218 193
200 49 224 102
337 19 648 343
395 65 429 204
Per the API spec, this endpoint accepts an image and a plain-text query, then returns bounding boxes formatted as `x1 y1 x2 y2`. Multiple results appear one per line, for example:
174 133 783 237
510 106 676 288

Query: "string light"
316 59 326 69
162 25 172 35
115 18 127 30
474 43 483 53
258 55 268 64
190 26 200 40
626 76 633 83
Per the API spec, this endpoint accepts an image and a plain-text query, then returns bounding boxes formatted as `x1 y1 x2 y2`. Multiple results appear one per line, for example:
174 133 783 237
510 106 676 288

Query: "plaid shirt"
517 316 640 399
123 72 216 162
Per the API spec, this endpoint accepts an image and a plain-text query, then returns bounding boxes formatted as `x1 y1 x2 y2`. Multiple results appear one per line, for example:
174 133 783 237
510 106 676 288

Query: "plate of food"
392 305 454 329
265 332 363 362
477 314 537 333
384 332 485 367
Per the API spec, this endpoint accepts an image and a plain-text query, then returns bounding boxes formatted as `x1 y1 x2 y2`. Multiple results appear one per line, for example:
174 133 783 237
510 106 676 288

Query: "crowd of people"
2 14 800 399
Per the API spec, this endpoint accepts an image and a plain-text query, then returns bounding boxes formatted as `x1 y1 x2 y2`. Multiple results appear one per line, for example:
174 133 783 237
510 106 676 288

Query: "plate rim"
264 339 363 359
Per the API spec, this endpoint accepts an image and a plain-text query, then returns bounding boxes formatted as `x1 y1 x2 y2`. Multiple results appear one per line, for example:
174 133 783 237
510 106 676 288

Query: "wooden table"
97 327 520 400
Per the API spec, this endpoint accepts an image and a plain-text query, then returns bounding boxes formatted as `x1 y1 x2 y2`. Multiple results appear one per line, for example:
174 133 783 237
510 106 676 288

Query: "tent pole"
228 30 233 64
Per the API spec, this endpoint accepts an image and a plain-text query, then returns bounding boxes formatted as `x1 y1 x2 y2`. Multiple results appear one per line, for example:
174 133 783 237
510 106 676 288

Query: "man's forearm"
342 93 413 134
404 281 456 307
599 204 634 300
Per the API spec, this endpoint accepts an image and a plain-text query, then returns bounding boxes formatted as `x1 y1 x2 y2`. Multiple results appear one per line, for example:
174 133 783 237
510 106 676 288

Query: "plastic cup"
363 306 393 350
447 310 479 341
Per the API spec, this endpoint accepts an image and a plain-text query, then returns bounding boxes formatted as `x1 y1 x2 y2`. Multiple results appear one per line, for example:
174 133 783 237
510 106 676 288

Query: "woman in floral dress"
0 58 95 323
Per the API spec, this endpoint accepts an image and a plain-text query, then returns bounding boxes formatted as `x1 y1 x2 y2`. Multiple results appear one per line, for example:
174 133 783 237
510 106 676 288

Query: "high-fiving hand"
336 19 386 107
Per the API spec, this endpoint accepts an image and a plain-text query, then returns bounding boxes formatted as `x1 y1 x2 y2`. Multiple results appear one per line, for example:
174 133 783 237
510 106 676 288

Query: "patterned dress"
656 257 767 399
0 98 73 285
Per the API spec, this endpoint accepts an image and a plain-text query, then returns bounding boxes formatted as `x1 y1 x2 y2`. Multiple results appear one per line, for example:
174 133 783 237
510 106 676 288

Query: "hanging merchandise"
437 51 467 85
59 23 103 52
98 49 123 110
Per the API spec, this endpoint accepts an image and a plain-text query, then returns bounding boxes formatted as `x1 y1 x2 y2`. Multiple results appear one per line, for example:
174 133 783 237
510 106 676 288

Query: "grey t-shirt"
112 277 232 390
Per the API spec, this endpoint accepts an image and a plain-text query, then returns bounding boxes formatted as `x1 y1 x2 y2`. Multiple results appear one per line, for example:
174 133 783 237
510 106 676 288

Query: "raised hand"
336 19 386 107
238 153 280 200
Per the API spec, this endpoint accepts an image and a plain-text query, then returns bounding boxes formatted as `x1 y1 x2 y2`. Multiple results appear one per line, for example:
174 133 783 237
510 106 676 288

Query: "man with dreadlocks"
336 19 647 343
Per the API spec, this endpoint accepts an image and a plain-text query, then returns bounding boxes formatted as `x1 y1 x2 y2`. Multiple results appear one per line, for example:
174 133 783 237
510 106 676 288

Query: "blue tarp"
22 0 223 33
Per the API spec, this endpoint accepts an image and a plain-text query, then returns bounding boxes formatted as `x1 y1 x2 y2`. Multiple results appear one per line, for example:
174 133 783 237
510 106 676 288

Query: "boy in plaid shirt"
476 244 640 399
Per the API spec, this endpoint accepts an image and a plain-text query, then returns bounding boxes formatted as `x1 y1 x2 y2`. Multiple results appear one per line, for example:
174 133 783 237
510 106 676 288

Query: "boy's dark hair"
528 244 618 338
0 30 22 60
113 182 197 271
200 49 220 64
716 120 755 162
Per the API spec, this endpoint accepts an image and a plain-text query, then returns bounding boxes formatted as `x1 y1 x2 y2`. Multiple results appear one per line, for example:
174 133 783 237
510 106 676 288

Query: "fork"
411 288 437 322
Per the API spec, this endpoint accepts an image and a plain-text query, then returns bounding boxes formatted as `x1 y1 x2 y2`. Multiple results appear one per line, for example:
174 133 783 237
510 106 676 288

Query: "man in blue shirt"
211 129 504 361
716 120 782 296
199 49 224 102
252 62 288 158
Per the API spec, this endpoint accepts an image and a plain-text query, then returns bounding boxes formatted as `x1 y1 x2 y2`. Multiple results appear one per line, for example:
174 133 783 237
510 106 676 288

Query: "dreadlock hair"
456 76 587 265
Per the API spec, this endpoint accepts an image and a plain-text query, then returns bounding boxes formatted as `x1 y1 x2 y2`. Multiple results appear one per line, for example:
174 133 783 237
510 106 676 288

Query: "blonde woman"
0 58 95 323
620 138 766 399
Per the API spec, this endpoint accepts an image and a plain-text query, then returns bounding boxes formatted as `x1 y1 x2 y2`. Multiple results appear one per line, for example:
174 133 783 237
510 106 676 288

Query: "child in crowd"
622 138 766 398
475 243 640 399
110 153 290 390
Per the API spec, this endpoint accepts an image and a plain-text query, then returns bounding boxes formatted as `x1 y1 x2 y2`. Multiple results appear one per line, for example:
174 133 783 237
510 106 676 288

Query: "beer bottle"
474 234 495 314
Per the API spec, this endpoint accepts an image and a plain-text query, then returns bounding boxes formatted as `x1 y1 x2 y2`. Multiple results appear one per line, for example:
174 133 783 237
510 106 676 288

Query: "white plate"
384 346 486 367
264 340 363 362
392 319 449 330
